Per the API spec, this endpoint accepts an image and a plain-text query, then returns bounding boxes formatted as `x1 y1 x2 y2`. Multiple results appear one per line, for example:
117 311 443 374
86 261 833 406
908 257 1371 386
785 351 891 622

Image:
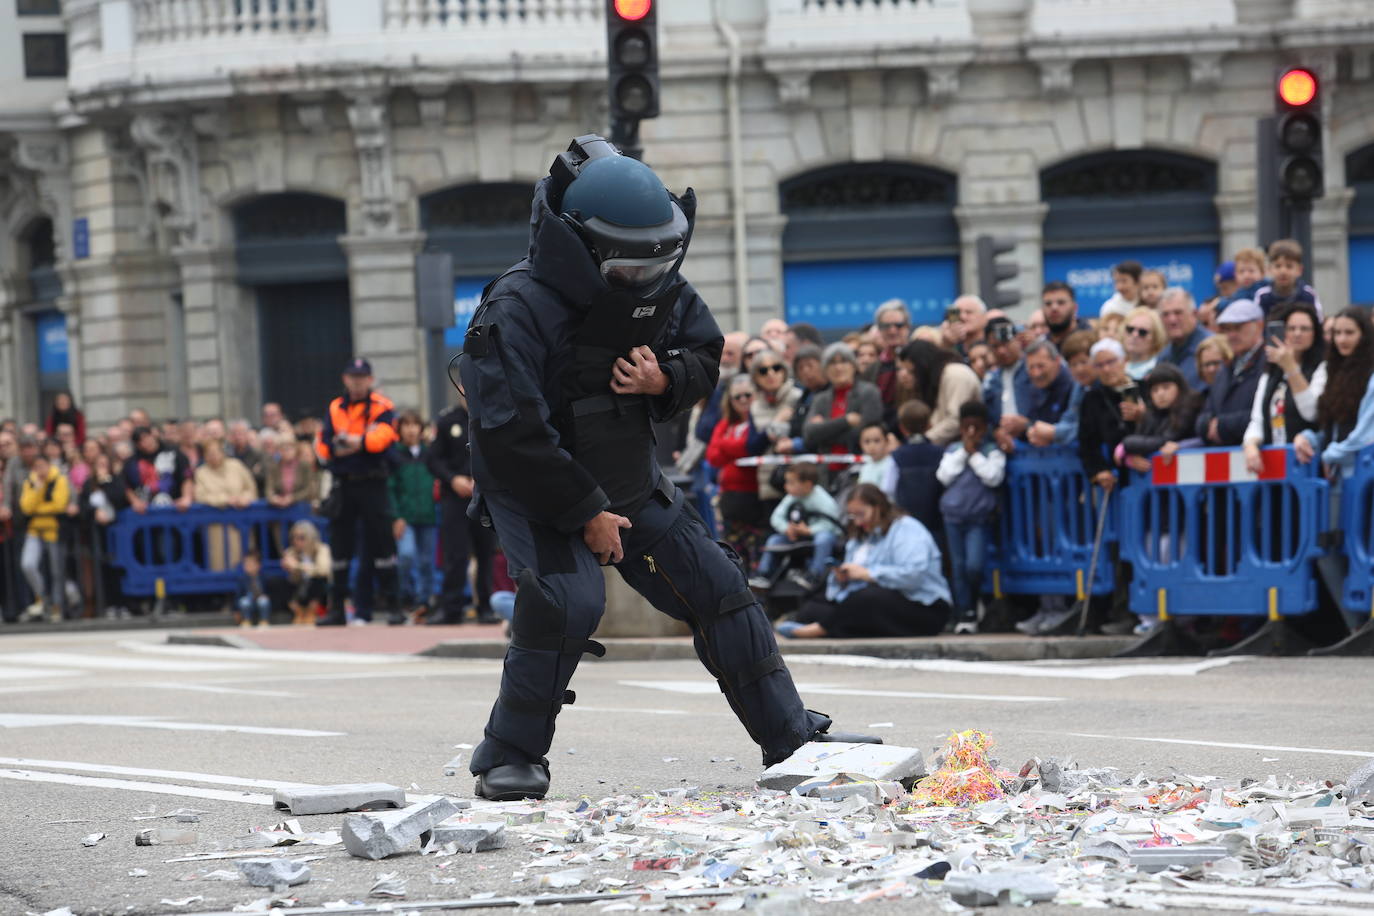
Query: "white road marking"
0 713 344 737
119 639 422 666
0 651 257 672
1069 732 1374 759
0 757 315 790
208 668 501 685
0 769 277 805
784 654 1243 680
138 682 300 698
619 680 1061 703
0 665 87 680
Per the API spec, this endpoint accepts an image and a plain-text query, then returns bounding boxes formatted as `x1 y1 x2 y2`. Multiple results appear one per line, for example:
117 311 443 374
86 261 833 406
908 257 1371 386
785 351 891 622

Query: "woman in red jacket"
707 373 766 568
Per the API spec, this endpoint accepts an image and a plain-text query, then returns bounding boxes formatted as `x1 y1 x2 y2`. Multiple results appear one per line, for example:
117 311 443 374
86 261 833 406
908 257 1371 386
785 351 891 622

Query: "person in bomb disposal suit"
314 358 403 626
457 135 880 801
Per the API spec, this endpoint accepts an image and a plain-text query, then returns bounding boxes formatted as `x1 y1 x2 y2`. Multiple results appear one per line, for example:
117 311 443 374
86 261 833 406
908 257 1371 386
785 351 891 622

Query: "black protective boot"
474 761 551 801
813 730 884 746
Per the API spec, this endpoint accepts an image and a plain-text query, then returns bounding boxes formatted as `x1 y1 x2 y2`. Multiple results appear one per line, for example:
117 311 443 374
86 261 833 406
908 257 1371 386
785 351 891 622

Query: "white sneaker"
347 618 368 627
1014 609 1049 634
953 620 979 635
21 601 45 622
1132 618 1157 637
747 576 772 591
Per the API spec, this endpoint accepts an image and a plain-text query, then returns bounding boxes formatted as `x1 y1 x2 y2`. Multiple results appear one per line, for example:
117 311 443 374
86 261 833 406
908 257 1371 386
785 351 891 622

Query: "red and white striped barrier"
734 454 865 468
1151 448 1287 486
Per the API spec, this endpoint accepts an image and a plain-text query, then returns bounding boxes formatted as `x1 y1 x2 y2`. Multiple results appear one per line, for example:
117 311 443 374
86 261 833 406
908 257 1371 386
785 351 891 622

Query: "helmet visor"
600 251 679 291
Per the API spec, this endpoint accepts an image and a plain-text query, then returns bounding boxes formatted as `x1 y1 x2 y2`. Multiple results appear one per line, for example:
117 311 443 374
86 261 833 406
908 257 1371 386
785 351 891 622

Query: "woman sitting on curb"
776 483 950 639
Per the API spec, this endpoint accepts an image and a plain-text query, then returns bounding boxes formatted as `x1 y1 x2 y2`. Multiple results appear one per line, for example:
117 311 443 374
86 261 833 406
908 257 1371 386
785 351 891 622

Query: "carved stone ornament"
1189 53 1224 88
925 65 962 103
105 127 157 244
12 132 74 262
774 71 813 107
1039 60 1074 96
346 92 398 234
130 111 203 247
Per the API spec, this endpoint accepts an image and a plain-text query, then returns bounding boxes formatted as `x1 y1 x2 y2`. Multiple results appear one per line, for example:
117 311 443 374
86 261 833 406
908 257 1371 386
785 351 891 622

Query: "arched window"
22 216 61 301
232 192 348 283
420 182 535 346
1041 150 1219 314
779 163 960 333
1347 144 1374 308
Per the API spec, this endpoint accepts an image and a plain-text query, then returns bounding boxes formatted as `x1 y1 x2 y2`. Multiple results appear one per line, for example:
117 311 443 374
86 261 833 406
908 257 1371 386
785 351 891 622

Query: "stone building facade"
1 0 1373 425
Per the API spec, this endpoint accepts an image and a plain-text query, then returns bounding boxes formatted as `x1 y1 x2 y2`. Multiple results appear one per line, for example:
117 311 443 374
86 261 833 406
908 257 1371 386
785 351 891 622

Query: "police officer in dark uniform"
315 358 403 626
458 135 878 801
426 397 497 625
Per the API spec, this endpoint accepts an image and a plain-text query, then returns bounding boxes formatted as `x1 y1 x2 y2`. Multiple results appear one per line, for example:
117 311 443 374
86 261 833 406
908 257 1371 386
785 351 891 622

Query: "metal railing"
134 0 326 44
382 0 601 30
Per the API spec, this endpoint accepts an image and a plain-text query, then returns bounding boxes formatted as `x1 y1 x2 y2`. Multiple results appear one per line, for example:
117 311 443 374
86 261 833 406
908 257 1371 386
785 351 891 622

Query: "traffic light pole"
610 117 643 161
1287 200 1314 286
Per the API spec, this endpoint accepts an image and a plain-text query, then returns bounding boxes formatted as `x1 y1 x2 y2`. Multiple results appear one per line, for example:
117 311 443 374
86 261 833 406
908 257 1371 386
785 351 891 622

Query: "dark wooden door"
257 281 353 421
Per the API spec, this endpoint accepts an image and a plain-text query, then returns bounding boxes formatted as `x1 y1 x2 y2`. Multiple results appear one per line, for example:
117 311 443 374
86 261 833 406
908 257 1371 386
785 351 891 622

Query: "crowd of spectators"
5 235 1372 641
681 236 1374 639
0 397 506 628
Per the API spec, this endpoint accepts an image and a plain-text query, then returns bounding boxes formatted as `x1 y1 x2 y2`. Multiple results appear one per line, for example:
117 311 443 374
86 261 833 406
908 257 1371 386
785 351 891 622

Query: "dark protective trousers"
439 495 495 618
328 477 399 618
469 484 829 775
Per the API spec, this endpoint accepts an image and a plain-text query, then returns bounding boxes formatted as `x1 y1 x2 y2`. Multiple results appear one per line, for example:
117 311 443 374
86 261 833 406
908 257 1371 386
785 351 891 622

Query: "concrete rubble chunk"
757 742 926 792
944 871 1059 907
794 774 906 804
236 858 312 888
341 797 461 860
272 783 407 816
1346 759 1374 804
1128 845 1231 873
430 821 506 852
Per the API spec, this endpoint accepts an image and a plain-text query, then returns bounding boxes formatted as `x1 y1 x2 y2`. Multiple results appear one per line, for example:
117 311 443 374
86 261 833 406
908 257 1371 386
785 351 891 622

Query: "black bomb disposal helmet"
551 134 690 297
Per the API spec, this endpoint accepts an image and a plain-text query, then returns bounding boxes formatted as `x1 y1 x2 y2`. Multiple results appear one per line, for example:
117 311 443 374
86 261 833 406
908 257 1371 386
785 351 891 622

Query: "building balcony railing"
764 0 976 53
65 0 605 99
1027 0 1237 38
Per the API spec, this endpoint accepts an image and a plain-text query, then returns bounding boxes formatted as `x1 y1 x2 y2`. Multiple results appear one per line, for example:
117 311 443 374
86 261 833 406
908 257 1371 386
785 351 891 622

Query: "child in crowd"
1100 260 1142 319
748 462 842 592
856 421 894 495
235 550 271 628
887 399 945 546
389 410 440 621
281 519 332 625
19 454 70 622
935 401 1006 634
1256 238 1323 318
1138 269 1167 309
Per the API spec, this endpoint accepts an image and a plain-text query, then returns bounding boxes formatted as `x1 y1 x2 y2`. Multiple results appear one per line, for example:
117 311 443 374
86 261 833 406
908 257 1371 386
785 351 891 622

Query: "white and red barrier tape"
1151 449 1287 486
734 454 866 468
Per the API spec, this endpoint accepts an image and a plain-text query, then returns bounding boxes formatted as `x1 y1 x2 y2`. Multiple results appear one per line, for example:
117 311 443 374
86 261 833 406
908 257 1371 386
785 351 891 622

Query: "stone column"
339 233 426 413
1312 189 1355 314
174 245 253 421
954 201 1048 321
1215 191 1258 267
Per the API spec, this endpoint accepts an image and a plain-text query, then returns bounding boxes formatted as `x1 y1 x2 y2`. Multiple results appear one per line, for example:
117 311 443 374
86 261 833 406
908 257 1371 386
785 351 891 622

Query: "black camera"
987 320 1015 344
945 306 962 323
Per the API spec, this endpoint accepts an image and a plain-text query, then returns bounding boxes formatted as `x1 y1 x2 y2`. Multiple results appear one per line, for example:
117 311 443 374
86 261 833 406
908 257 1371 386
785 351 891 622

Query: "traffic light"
1275 67 1323 202
975 235 1020 310
606 0 660 124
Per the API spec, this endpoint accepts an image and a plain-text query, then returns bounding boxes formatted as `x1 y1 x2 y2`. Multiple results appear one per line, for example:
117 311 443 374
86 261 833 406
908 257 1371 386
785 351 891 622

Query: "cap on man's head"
343 357 372 376
1215 260 1236 282
1218 298 1262 325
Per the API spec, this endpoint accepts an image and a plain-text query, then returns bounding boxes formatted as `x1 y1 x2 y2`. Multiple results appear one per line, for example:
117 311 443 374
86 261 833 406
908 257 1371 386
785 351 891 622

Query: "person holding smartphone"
1078 338 1139 491
1241 303 1326 473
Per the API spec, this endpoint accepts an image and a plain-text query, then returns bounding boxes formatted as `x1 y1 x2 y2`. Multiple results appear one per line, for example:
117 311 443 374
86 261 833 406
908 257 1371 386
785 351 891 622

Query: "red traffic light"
613 0 651 20
1278 68 1318 107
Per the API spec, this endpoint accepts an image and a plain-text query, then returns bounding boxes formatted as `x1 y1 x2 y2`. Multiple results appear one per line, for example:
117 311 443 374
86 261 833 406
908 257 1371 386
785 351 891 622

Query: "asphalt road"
0 628 1370 915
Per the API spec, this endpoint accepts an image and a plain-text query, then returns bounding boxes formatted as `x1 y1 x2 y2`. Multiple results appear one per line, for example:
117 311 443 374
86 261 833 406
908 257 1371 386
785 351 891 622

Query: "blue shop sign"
444 277 491 347
35 310 68 374
72 217 89 260
1044 244 1218 317
783 256 959 331
1351 236 1374 307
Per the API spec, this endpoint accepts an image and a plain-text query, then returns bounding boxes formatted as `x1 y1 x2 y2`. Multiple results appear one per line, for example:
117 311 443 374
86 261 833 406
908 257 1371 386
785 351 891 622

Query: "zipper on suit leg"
643 553 765 746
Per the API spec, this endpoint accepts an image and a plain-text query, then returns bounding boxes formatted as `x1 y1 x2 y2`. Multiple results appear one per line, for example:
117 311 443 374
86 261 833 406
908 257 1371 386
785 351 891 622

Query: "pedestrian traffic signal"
1275 67 1323 202
606 0 659 123
975 235 1020 311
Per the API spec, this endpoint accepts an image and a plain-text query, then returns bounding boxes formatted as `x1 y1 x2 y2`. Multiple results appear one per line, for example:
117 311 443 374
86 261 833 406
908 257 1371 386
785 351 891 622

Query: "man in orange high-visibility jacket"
315 357 403 626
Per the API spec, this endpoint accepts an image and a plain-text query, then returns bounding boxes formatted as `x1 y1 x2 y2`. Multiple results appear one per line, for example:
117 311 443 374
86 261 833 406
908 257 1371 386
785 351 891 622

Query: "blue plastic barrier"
1117 445 1327 620
1337 445 1374 616
985 445 1116 599
106 502 326 597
